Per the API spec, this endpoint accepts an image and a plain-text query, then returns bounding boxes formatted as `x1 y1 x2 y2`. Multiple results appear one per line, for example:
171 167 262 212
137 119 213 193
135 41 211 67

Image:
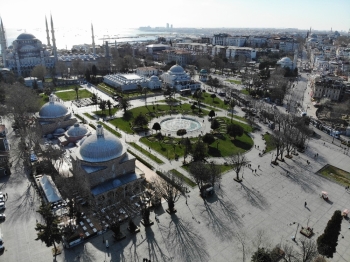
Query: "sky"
1 0 350 32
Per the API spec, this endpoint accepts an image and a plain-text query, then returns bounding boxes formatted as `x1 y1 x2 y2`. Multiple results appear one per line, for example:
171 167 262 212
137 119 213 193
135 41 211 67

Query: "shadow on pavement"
240 183 268 210
165 215 209 262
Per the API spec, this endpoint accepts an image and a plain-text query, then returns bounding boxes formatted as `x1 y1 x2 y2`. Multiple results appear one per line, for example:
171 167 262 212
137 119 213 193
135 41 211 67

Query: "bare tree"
225 152 249 181
151 173 184 213
271 131 285 164
31 65 47 81
189 161 210 190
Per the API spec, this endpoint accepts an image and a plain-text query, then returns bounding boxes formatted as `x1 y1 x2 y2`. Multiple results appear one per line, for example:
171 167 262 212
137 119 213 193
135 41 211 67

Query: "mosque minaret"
91 23 96 56
50 15 58 62
45 16 51 47
0 17 7 67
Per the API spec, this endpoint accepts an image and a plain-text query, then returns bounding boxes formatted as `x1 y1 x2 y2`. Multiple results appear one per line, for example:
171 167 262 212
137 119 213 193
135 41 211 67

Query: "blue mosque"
0 16 58 76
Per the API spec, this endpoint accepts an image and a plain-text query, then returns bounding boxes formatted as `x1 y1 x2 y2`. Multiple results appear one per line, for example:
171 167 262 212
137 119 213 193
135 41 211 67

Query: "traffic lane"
310 125 347 149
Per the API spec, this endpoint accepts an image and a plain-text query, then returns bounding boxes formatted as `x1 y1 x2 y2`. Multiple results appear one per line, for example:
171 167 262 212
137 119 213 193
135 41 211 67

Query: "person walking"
186 199 188 205
304 202 307 207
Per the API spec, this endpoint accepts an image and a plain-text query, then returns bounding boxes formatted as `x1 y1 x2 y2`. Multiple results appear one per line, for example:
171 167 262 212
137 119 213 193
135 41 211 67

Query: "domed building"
58 123 90 146
4 32 55 76
161 64 201 91
36 94 77 135
276 53 297 70
70 125 144 205
0 16 58 76
199 69 208 81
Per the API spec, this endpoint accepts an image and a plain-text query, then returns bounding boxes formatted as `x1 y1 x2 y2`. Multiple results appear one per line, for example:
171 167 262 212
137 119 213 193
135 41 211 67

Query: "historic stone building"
70 125 144 205
36 94 77 135
161 64 201 91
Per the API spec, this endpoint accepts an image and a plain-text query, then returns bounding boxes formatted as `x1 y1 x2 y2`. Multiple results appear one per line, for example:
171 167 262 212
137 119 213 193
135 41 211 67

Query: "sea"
3 27 170 50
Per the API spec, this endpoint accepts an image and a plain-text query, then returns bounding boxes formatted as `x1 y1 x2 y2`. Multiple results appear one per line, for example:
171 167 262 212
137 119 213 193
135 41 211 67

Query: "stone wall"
39 116 77 135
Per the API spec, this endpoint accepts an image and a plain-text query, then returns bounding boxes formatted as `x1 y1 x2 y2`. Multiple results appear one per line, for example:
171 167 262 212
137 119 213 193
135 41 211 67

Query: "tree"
35 203 62 259
211 93 216 103
106 100 112 116
193 89 203 110
91 64 98 77
152 122 161 133
182 137 192 163
56 61 67 78
189 161 210 190
74 85 79 100
227 123 244 139
271 131 285 163
202 133 216 145
251 248 272 262
85 69 91 82
151 173 183 213
143 87 149 105
98 100 106 115
228 99 236 123
211 118 220 130
133 113 148 127
191 138 208 162
208 110 215 120
31 65 47 81
317 210 342 258
137 84 143 96
119 97 131 112
225 153 248 181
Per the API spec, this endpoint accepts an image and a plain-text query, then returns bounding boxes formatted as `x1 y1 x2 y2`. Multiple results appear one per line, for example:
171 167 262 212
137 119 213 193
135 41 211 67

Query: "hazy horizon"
1 0 349 32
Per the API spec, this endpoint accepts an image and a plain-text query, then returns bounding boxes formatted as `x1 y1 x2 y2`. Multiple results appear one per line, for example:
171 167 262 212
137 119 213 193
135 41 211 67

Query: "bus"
180 89 191 96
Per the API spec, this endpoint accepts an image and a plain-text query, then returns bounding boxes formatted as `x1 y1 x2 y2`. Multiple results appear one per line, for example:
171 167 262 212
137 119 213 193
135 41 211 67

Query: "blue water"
3 27 168 50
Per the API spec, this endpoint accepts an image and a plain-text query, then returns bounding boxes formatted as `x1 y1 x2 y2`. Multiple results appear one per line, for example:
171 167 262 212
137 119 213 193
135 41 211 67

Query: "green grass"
227 113 248 123
109 104 208 134
319 165 350 187
128 150 154 170
97 83 115 96
139 117 253 160
263 133 276 153
94 108 119 117
240 89 250 95
54 85 80 91
129 142 164 164
170 169 196 187
182 164 232 175
98 122 122 138
83 112 95 120
55 89 92 101
200 93 227 109
39 93 49 106
226 79 242 85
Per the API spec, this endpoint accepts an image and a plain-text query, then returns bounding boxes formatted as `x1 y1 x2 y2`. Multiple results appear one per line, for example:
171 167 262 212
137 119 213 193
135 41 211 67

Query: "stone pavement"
52 87 350 262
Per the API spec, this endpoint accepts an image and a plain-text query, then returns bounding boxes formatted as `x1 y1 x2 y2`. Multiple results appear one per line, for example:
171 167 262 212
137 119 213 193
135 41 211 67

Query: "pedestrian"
304 202 307 207
258 165 260 169
255 169 257 173
186 199 188 205
6 193 8 198
258 146 259 149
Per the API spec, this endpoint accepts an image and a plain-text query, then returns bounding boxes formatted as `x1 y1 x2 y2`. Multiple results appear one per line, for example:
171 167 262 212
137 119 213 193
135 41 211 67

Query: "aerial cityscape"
0 1 350 261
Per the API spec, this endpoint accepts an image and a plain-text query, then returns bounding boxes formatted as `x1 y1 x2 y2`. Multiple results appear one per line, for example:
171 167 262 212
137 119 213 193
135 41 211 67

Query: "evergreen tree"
317 210 342 258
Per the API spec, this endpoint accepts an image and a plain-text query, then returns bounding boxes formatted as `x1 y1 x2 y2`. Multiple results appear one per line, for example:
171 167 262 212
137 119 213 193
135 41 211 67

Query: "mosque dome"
67 123 88 137
39 94 68 118
280 57 292 62
150 75 159 81
17 33 36 40
169 64 185 74
79 125 124 162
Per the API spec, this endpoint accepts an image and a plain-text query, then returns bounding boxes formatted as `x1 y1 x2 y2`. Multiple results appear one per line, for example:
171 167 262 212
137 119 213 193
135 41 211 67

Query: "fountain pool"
160 116 202 133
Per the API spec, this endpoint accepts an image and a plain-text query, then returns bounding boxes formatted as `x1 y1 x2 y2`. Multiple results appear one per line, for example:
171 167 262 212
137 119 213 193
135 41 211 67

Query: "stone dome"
79 125 124 162
150 75 159 81
280 57 292 62
39 95 68 119
17 33 36 40
67 123 88 137
169 64 185 74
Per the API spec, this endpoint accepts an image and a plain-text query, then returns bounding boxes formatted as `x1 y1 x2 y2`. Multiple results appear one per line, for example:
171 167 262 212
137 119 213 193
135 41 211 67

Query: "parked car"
0 214 5 221
30 154 38 162
0 202 5 210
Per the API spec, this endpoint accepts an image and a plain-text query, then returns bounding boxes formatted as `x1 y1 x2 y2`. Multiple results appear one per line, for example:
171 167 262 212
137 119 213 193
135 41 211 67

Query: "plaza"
1 81 350 262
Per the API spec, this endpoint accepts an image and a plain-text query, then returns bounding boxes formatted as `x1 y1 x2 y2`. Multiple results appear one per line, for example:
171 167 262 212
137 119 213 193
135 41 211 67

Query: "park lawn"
170 169 196 187
319 165 350 187
140 136 187 160
83 112 95 120
263 133 276 153
182 163 232 175
241 89 250 95
227 113 248 123
218 117 253 133
200 93 227 109
94 108 119 117
39 93 49 106
56 89 92 101
226 79 242 85
109 104 208 134
129 142 164 164
55 85 80 91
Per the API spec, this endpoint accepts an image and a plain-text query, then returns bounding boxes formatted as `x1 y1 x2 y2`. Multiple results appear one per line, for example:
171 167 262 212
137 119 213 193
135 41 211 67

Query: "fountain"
160 115 202 133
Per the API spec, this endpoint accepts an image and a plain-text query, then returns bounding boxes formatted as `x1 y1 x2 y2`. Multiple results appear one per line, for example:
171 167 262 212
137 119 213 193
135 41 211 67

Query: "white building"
226 46 256 61
24 77 43 88
226 37 246 47
310 75 345 101
161 64 201 91
136 67 158 77
103 73 161 91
